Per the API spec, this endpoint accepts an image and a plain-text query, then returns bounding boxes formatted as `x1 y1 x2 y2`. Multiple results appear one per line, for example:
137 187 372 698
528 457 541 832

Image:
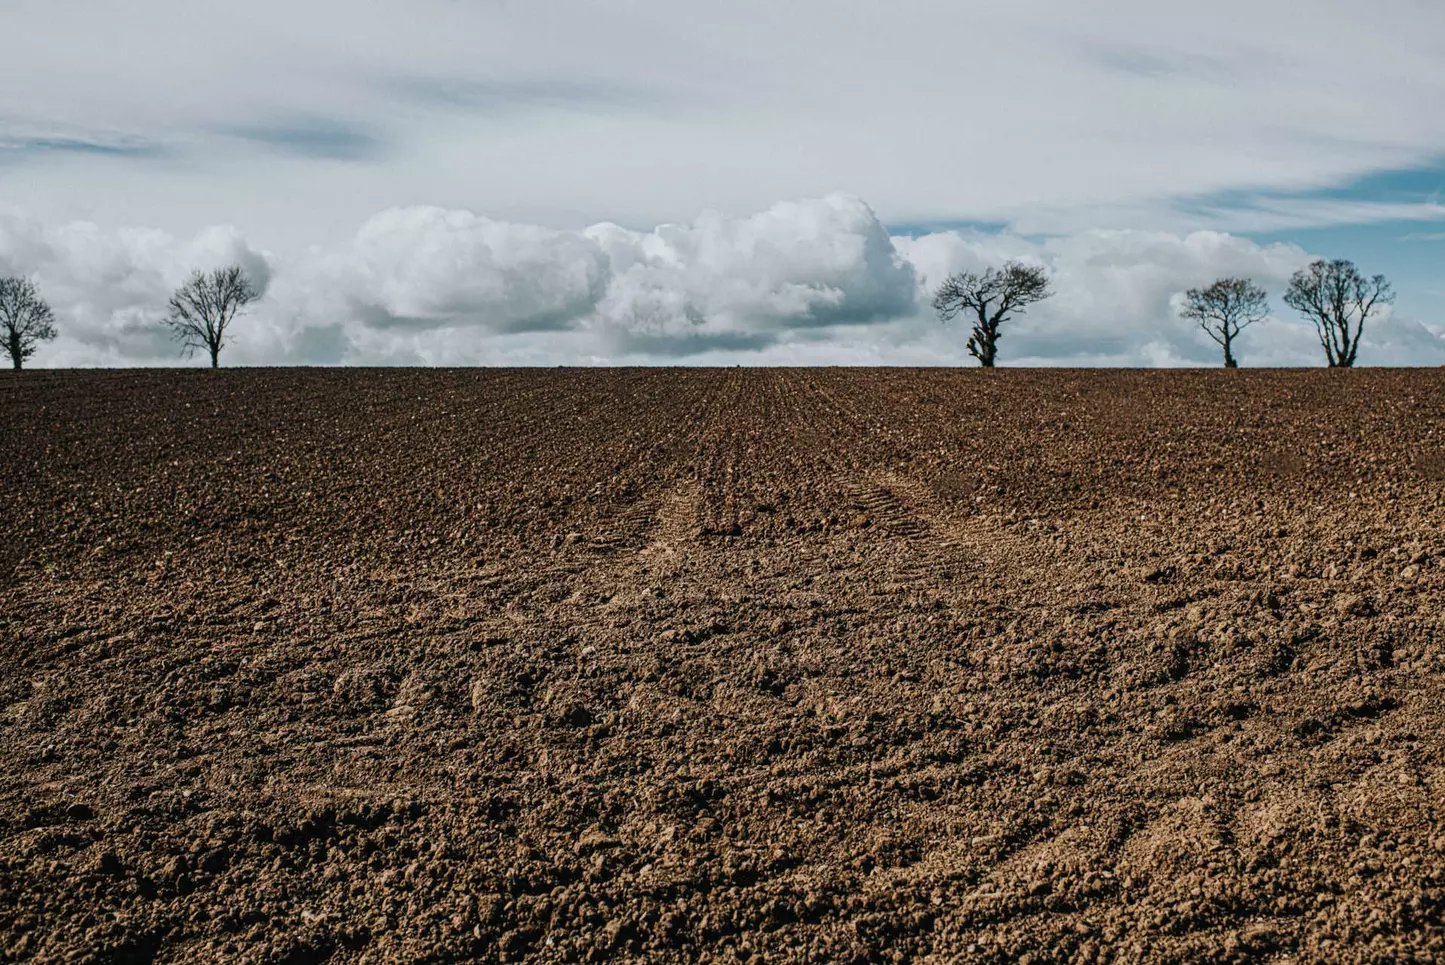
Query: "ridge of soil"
2 368 1444 964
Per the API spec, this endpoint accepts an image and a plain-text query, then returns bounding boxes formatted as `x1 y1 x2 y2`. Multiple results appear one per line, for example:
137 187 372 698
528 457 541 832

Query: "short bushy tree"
163 265 260 368
1283 259 1392 368
0 276 57 371
932 262 1052 367
1178 277 1269 368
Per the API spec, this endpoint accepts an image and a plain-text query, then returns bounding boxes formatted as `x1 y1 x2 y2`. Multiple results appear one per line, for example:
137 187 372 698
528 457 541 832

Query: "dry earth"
2 368 1445 965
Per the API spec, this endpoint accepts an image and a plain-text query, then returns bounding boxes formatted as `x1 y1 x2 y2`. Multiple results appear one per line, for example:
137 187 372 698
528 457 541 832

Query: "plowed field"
3 369 1444 965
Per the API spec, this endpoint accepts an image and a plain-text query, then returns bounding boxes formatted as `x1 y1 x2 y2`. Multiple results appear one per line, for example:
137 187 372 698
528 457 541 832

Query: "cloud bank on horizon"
3 0 1445 366
5 195 1442 368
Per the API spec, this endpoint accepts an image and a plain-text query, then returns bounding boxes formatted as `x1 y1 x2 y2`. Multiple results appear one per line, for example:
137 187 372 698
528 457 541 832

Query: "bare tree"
1282 259 1393 368
932 262 1052 367
163 265 260 368
1177 277 1269 368
0 277 58 371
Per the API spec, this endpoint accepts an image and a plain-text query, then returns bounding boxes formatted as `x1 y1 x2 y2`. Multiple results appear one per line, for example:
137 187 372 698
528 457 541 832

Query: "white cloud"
585 196 917 355
324 206 609 333
3 197 1441 369
0 213 272 365
1191 200 1445 236
893 228 1324 366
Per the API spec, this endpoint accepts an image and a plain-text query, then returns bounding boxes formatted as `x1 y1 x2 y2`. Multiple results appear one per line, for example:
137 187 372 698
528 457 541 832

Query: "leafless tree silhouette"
0 277 58 371
1283 259 1392 368
1178 278 1269 368
932 262 1052 367
163 265 260 368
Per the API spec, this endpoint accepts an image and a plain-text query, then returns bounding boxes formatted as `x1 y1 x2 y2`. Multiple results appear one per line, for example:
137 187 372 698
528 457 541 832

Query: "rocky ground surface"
2 368 1444 965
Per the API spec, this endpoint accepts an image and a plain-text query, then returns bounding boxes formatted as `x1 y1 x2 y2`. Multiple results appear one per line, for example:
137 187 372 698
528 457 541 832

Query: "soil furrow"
2 369 1444 965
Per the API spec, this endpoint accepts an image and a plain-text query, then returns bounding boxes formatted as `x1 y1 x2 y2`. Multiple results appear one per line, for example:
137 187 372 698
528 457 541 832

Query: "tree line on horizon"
0 256 1401 370
932 257 1396 369
0 267 259 371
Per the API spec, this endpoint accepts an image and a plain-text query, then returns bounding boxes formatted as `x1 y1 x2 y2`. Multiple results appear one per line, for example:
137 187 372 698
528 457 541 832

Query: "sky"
3 0 1445 367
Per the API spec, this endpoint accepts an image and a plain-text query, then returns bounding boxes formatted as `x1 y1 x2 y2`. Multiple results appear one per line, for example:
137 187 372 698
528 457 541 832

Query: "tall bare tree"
163 265 260 368
1282 259 1392 368
0 277 58 371
1177 277 1269 368
932 262 1052 367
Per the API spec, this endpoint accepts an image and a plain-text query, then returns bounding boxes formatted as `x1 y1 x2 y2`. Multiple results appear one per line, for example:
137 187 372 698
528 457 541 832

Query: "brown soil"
3 368 1444 965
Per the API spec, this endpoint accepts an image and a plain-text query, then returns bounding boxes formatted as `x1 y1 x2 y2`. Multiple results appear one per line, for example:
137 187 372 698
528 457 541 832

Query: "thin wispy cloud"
4 138 162 159
1083 43 1252 82
1204 199 1445 234
392 75 677 115
0 122 166 162
2 0 1443 233
223 117 386 162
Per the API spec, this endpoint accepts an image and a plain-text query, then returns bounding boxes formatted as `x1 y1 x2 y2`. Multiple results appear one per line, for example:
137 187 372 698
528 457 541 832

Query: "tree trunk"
974 337 996 367
1223 339 1237 369
972 326 998 367
210 347 219 369
9 337 20 370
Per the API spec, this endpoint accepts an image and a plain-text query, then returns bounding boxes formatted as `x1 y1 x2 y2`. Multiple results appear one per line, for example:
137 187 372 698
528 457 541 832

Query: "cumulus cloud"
324 206 609 334
894 228 1445 367
0 213 272 366
585 196 917 355
3 196 1441 368
274 194 914 362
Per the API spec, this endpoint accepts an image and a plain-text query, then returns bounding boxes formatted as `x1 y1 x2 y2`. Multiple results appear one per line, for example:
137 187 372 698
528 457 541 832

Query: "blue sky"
1260 226 1445 331
2 0 1444 366
892 159 1445 338
1246 164 1445 322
